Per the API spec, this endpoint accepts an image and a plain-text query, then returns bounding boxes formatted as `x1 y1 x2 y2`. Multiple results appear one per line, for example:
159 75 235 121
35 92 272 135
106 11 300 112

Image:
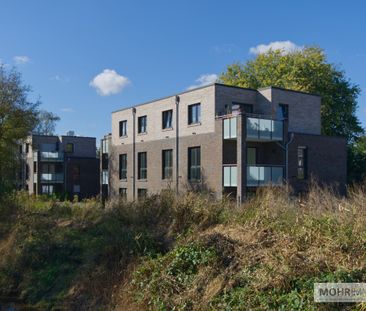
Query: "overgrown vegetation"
1 185 365 310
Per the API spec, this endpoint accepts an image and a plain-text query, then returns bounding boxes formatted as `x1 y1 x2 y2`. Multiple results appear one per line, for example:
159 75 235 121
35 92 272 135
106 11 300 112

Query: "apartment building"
102 83 346 201
20 134 100 199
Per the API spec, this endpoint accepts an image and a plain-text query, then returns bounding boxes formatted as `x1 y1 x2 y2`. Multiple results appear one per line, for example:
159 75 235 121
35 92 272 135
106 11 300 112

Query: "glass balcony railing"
223 117 237 139
247 166 284 187
40 151 64 161
223 165 237 187
246 117 283 141
41 173 64 183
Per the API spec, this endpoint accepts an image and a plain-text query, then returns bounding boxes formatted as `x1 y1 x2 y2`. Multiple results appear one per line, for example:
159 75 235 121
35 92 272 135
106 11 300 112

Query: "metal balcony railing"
40 151 64 162
247 165 284 187
41 173 64 183
246 117 283 141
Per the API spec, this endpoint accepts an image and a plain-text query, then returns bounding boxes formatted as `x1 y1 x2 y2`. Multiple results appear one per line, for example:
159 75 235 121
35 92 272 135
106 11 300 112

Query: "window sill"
137 132 147 136
120 178 128 182
188 122 201 127
162 127 173 132
137 179 148 182
119 135 128 139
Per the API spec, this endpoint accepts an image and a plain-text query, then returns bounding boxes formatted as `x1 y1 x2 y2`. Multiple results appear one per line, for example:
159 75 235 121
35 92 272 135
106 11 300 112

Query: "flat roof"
112 83 320 114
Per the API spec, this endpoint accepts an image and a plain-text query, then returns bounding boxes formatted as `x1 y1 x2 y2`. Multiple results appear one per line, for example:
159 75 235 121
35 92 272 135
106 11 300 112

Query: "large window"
162 149 173 179
138 152 147 179
65 143 74 153
297 146 308 180
119 188 127 199
119 120 127 137
162 110 173 129
119 154 127 180
138 116 147 133
188 147 201 181
188 103 201 125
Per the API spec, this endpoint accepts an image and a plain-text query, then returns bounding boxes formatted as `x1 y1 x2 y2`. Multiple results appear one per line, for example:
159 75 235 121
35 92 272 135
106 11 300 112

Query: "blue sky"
1 0 366 141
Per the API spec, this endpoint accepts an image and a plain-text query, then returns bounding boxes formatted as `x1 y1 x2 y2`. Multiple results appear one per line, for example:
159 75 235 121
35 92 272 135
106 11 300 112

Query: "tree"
33 110 60 135
220 47 364 143
0 66 39 193
347 136 366 184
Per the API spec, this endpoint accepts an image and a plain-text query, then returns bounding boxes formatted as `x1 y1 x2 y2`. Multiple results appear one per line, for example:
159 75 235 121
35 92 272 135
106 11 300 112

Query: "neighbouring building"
101 83 347 201
19 133 100 199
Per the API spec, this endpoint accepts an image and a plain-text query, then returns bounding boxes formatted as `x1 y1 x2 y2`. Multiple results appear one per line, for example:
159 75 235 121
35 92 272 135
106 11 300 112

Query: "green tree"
33 110 60 135
220 47 364 143
0 66 39 193
347 135 366 183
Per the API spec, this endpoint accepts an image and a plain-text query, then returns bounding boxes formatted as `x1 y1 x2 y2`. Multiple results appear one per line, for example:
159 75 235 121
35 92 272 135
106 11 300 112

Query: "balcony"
247 166 284 187
246 117 283 141
41 173 64 183
40 151 64 162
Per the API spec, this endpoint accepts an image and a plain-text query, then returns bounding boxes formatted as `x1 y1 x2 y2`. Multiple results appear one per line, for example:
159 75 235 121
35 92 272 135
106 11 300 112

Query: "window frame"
119 120 128 137
162 149 173 179
65 143 74 153
188 146 201 181
162 109 173 130
278 103 289 120
137 188 147 199
138 116 147 134
188 103 201 125
138 152 147 180
297 146 308 180
119 188 127 199
119 154 127 180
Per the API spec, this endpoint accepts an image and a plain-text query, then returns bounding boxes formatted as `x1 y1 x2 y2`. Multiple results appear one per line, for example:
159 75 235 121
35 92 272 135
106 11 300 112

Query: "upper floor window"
138 116 147 134
119 154 127 180
188 146 201 181
278 104 289 120
119 120 127 137
297 146 308 180
188 103 201 125
162 110 173 129
101 138 109 154
162 149 173 179
66 143 74 153
138 152 147 179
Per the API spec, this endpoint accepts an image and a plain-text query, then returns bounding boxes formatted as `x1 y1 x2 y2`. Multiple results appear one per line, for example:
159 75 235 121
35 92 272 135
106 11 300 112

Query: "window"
102 138 109 153
102 170 109 185
188 147 201 181
25 164 29 180
119 154 127 180
72 165 80 183
119 120 127 137
297 146 308 180
73 185 80 193
33 161 37 173
162 149 173 179
247 148 256 165
66 143 74 153
119 188 127 199
162 110 173 129
138 116 147 133
278 104 289 120
138 152 147 179
188 103 201 125
223 117 237 139
138 188 147 199
232 102 253 114
25 143 29 153
224 166 237 187
42 185 54 195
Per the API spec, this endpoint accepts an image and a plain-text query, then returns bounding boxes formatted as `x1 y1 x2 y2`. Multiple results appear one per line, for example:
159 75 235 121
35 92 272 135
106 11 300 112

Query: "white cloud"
13 55 30 64
187 74 218 90
50 75 70 82
60 107 74 112
89 69 130 96
249 41 303 55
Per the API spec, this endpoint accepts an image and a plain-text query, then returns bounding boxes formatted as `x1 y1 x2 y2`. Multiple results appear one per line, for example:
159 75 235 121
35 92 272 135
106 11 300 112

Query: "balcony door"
247 147 256 166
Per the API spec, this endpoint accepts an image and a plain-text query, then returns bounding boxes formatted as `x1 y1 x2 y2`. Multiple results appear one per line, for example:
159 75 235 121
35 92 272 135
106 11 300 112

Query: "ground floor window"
137 188 147 199
119 188 127 199
297 146 308 180
42 185 54 195
188 147 201 181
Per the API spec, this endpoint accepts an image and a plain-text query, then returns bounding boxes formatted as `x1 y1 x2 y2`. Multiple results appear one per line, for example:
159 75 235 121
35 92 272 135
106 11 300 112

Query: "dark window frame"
137 188 147 199
138 116 147 134
138 152 147 180
297 146 308 180
162 149 173 179
188 103 201 125
188 146 201 181
119 154 127 180
162 109 173 129
279 103 289 120
119 120 127 137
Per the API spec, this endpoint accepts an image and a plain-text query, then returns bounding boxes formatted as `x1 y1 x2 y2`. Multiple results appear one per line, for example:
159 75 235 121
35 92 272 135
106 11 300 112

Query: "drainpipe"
175 95 180 195
276 132 294 190
132 107 136 200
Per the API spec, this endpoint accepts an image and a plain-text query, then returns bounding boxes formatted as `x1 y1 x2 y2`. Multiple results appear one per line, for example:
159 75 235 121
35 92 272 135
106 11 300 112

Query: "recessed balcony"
40 151 64 162
246 117 283 142
247 165 284 187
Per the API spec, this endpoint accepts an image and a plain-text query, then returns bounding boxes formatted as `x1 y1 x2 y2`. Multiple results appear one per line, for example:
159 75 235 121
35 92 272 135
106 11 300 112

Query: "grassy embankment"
0 185 365 310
